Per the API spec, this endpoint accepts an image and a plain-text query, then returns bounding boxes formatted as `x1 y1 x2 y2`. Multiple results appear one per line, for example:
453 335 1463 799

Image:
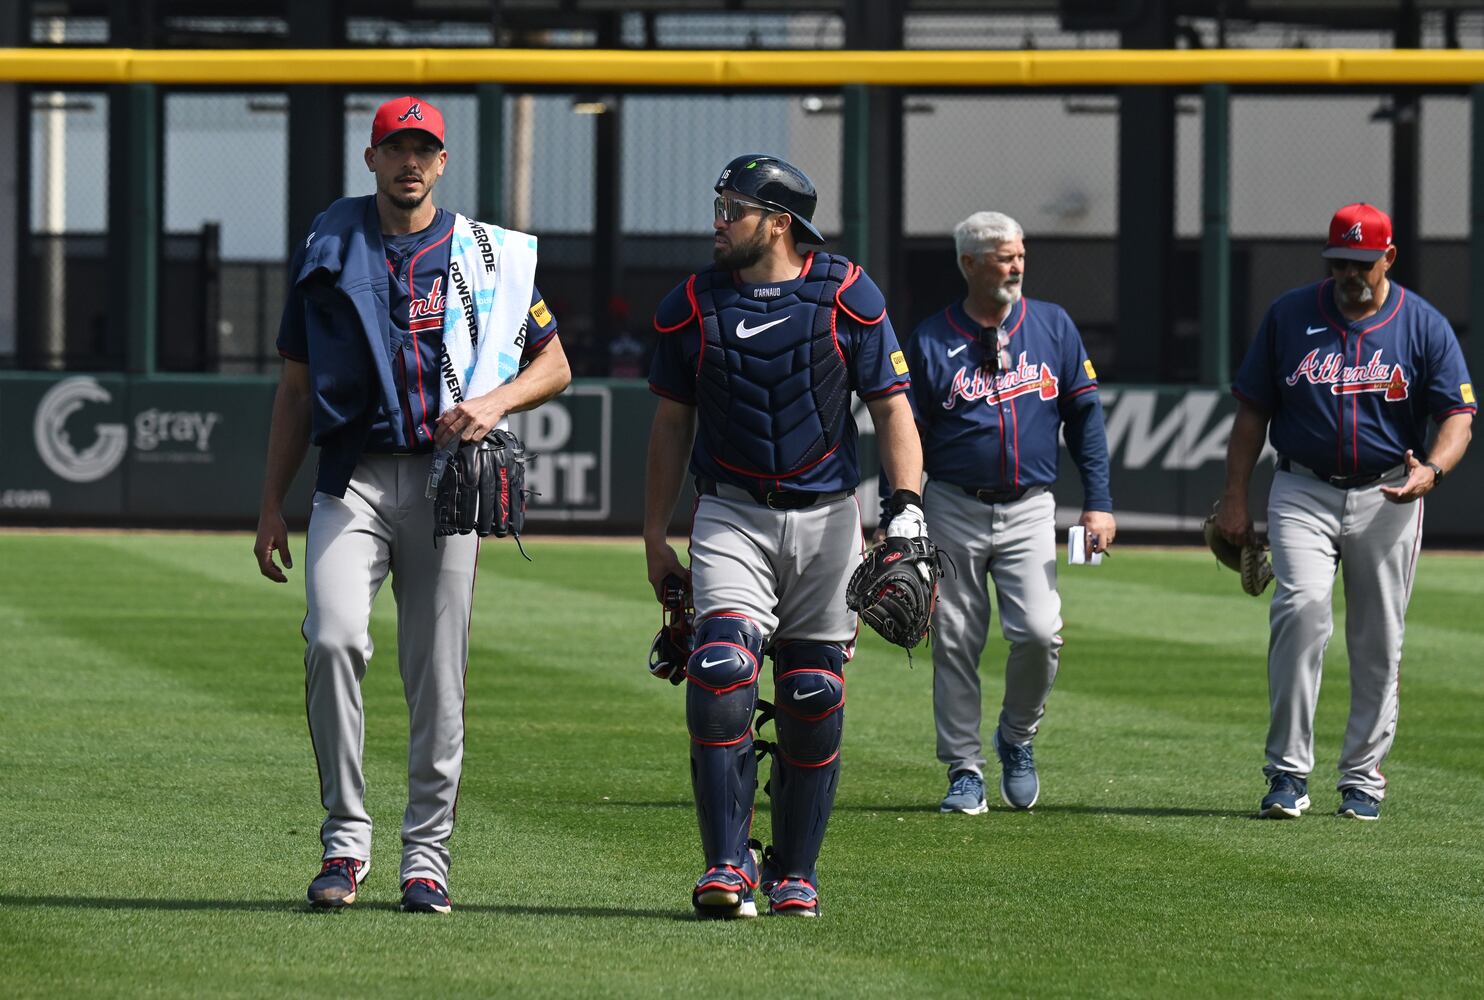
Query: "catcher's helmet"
715 153 824 245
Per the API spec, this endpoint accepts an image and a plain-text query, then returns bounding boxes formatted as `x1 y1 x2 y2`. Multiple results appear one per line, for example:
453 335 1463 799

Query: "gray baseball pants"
1263 466 1422 799
689 487 861 645
302 453 479 886
924 480 1063 776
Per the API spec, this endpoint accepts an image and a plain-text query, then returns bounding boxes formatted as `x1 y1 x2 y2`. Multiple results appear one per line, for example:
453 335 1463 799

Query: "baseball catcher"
1203 502 1273 596
433 429 531 548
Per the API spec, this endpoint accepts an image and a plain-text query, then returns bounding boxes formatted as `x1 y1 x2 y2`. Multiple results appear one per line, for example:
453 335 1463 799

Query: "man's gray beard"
990 282 1023 306
714 238 766 270
1340 282 1375 307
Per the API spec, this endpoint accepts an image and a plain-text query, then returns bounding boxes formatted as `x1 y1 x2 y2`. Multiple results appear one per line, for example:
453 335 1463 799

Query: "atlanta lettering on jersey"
409 277 446 320
1285 349 1411 401
943 351 1059 410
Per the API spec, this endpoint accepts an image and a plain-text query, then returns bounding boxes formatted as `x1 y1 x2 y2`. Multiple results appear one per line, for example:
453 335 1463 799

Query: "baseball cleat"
1259 773 1311 819
692 857 759 920
767 878 820 918
992 728 1040 810
1337 788 1382 821
399 877 452 914
307 857 369 910
940 770 988 815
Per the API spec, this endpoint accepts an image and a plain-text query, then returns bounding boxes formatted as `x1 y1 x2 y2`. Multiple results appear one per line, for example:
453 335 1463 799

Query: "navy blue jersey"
906 297 1112 510
649 252 910 493
1233 279 1476 478
278 209 559 452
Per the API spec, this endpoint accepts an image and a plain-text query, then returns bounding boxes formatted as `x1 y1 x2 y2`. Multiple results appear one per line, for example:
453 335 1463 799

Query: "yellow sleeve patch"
1463 382 1476 404
1084 359 1098 380
890 350 909 375
530 299 552 327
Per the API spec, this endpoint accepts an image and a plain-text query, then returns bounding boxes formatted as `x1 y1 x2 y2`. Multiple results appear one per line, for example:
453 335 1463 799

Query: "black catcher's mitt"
648 573 694 685
1202 504 1273 597
433 429 529 541
846 536 942 649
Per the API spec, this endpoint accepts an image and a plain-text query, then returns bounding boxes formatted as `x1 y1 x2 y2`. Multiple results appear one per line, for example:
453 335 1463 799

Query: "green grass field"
2 532 1482 998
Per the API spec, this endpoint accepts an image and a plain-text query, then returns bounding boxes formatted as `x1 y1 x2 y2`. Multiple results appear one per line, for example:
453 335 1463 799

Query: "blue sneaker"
399 877 452 914
992 728 1040 810
307 857 368 910
693 854 759 920
1259 772 1310 819
1337 788 1382 821
940 770 988 815
767 878 820 918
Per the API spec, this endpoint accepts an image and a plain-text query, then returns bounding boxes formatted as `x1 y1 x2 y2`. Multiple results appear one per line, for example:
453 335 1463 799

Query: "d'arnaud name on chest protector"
692 255 853 480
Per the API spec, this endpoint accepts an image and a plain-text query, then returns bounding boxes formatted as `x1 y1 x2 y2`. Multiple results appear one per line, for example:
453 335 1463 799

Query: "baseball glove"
433 429 530 542
1202 506 1274 597
647 573 694 685
846 536 943 649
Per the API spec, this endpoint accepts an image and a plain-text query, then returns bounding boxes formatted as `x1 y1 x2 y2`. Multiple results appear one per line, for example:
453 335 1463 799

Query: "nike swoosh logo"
1306 325 1328 336
698 656 732 670
792 688 826 701
735 316 789 339
948 344 968 357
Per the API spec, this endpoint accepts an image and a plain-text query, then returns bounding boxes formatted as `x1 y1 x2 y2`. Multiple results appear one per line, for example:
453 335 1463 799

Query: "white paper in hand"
1067 526 1103 567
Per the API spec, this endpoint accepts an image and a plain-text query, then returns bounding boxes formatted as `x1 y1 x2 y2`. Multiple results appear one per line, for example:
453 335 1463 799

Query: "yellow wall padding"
2 48 1482 87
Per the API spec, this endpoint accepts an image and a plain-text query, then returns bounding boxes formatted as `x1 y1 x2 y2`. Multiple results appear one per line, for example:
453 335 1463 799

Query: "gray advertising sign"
1 374 1478 541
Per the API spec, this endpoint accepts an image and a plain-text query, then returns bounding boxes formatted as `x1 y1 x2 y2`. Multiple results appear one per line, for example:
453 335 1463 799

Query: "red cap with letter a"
371 96 445 147
1321 203 1392 263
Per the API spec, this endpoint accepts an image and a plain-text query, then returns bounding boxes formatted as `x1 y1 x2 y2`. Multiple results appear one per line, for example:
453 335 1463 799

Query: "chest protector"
692 254 853 481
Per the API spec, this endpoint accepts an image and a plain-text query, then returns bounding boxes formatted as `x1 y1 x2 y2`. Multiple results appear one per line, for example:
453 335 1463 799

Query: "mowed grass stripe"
1 534 1482 999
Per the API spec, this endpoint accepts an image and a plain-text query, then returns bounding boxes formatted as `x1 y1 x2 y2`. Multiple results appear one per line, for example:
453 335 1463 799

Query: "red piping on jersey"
1006 297 1027 338
944 296 1026 342
402 223 456 443
1436 405 1477 419
996 396 1007 483
1010 398 1021 487
1316 278 1407 472
944 307 975 342
862 380 910 400
1068 383 1098 398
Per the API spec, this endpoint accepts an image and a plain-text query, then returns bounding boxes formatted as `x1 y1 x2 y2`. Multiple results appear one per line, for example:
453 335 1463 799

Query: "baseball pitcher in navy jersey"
1217 203 1474 821
253 97 571 912
892 211 1114 815
644 154 926 919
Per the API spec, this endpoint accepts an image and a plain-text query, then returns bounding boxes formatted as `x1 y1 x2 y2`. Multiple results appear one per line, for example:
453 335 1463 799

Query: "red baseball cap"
1321 203 1392 263
371 96 445 147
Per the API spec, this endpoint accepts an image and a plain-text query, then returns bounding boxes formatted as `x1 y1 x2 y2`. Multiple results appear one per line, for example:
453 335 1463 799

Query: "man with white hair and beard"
886 210 1115 815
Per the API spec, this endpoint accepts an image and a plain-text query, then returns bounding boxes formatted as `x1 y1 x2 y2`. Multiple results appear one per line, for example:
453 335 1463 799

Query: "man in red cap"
1215 203 1474 822
254 96 571 913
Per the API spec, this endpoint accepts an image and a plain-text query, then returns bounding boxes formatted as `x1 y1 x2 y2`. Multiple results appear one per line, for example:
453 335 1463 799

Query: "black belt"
697 477 854 511
1277 457 1397 490
960 485 1029 505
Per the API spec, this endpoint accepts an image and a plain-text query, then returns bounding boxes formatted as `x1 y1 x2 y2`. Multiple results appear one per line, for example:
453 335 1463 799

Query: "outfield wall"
1 372 1479 542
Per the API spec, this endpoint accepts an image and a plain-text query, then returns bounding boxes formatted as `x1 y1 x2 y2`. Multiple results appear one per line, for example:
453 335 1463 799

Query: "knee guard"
687 613 766 868
768 642 845 881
